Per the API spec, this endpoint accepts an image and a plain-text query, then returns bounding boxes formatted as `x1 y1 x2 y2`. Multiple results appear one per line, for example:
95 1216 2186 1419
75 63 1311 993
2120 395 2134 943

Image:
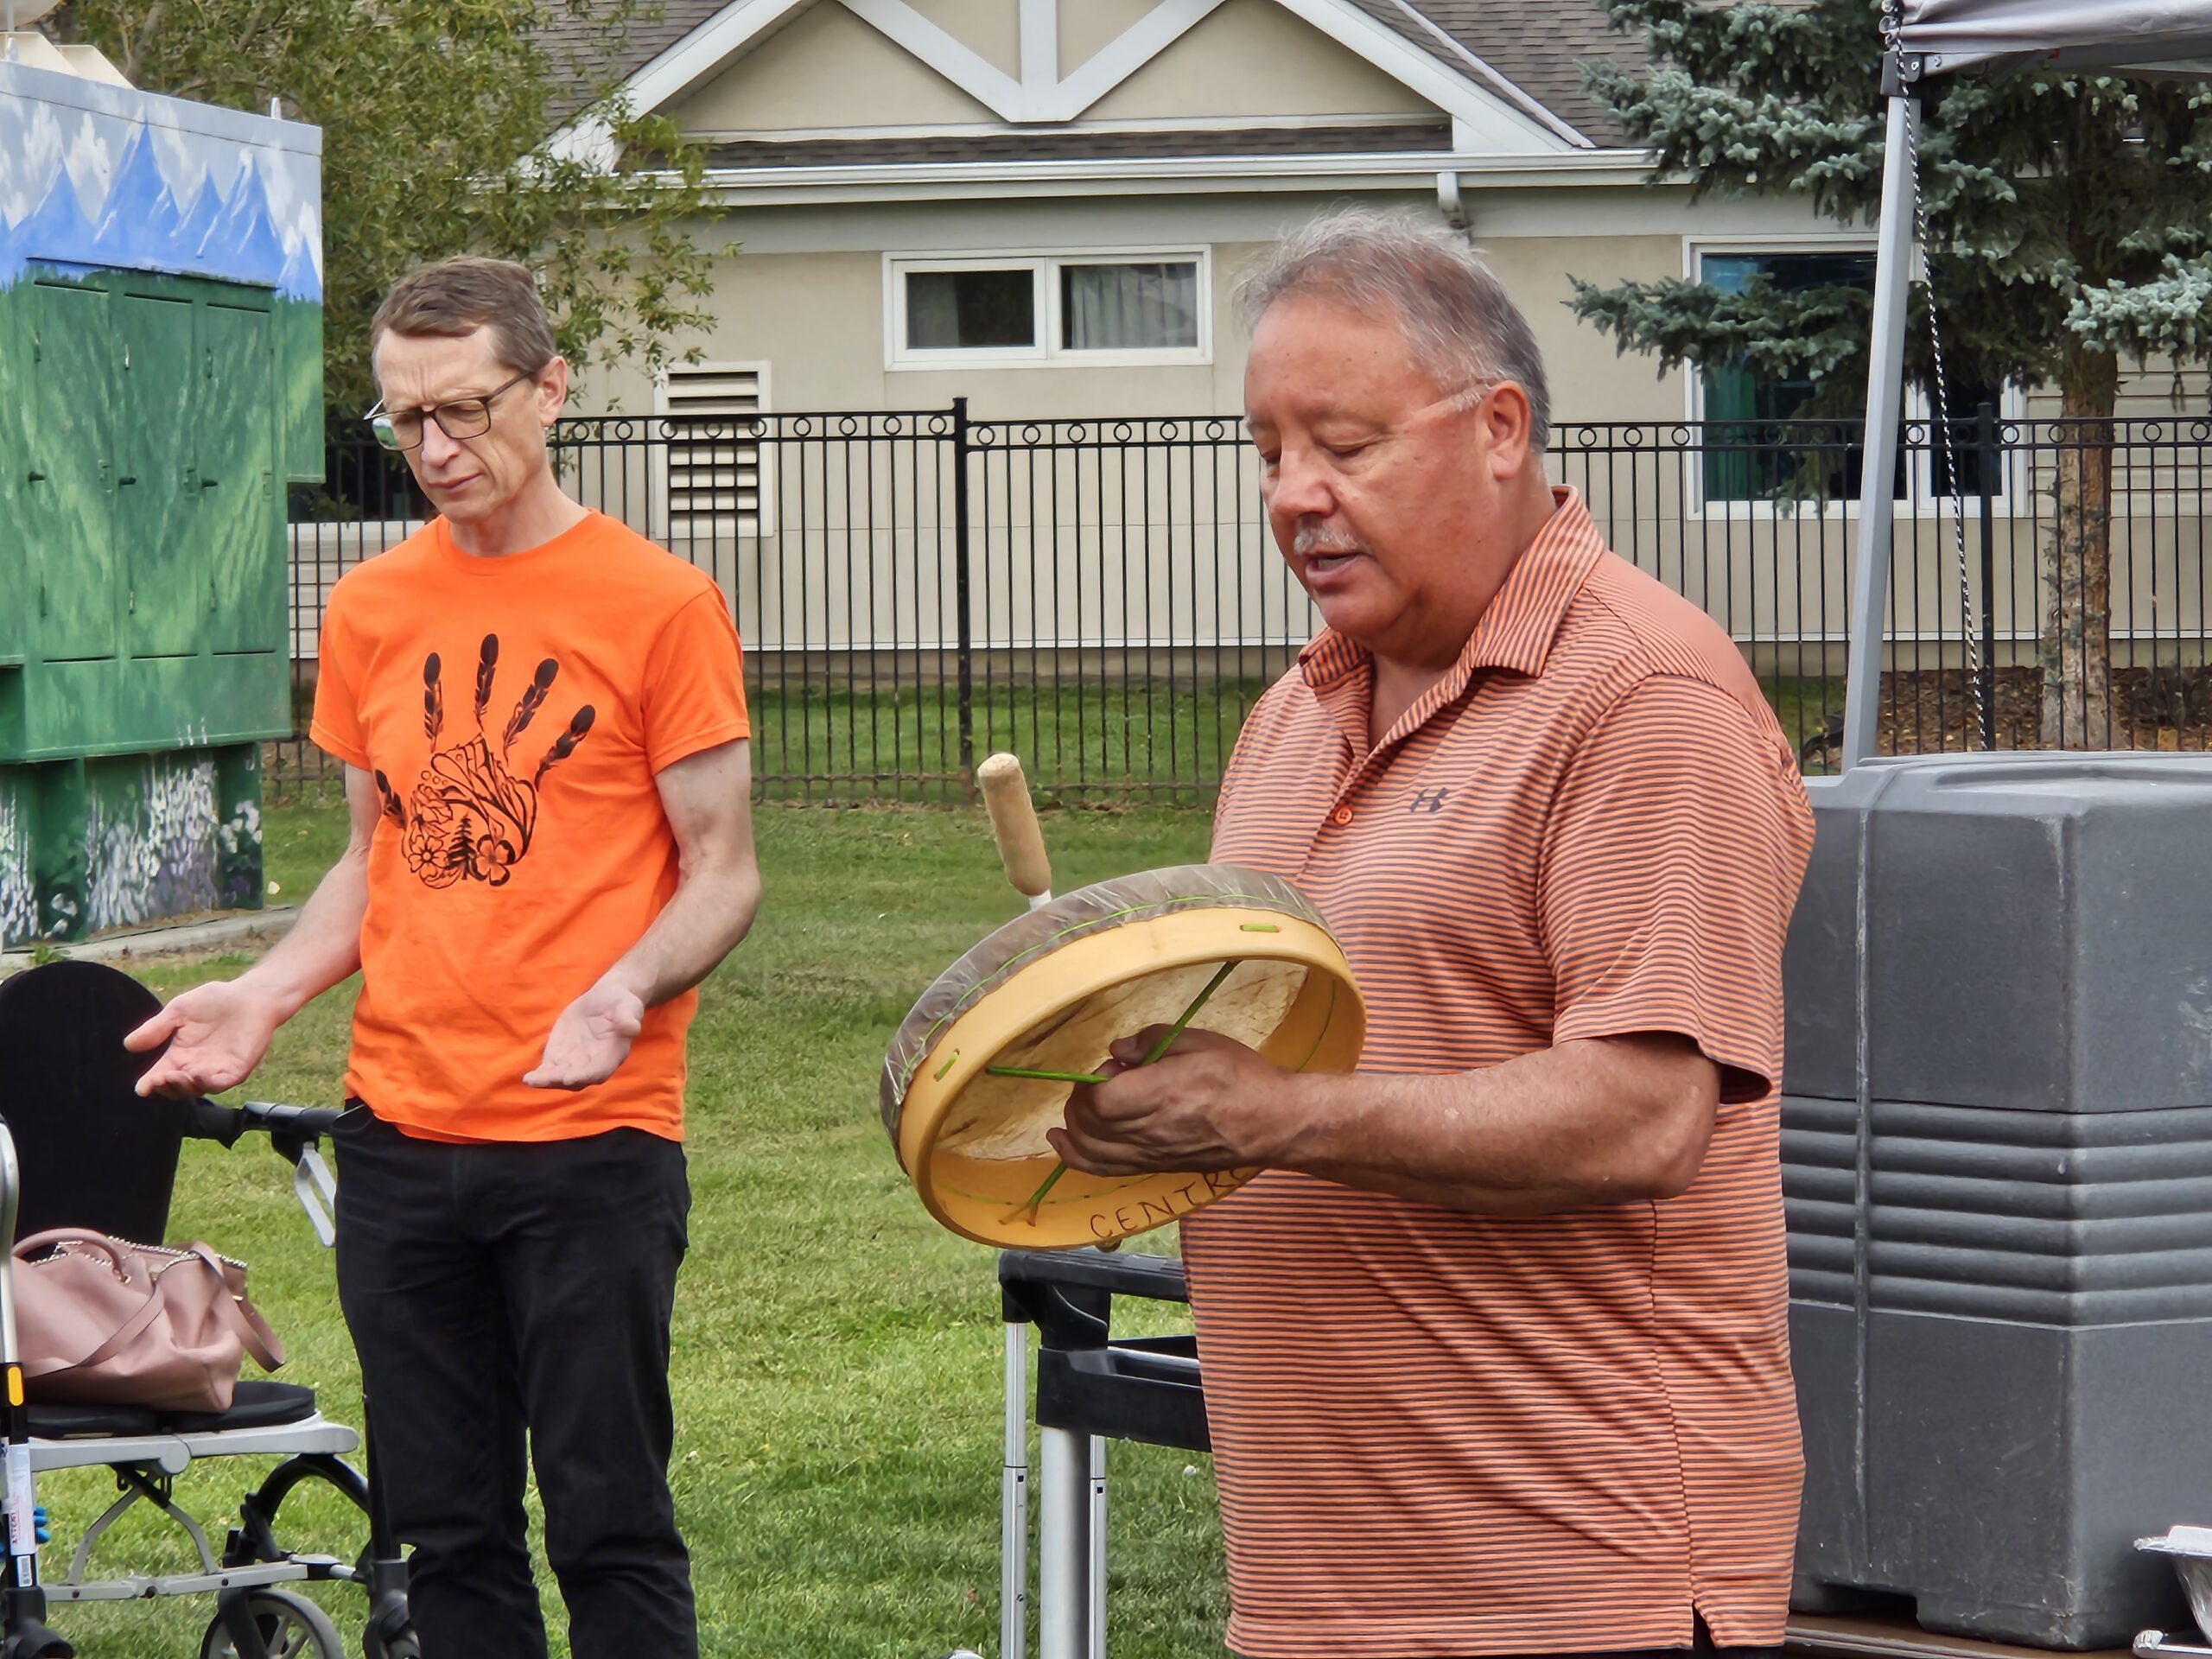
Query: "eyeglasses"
365 369 535 452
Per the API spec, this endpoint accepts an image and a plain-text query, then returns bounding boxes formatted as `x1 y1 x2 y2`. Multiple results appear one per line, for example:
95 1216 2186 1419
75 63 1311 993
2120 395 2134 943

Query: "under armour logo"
1408 787 1451 815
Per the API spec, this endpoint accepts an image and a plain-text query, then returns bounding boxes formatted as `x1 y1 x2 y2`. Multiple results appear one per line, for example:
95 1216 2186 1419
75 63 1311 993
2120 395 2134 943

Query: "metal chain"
1907 91 1987 742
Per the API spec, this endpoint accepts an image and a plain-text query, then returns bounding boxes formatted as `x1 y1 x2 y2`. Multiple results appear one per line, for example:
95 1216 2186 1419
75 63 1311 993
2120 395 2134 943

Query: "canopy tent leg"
1842 60 1923 771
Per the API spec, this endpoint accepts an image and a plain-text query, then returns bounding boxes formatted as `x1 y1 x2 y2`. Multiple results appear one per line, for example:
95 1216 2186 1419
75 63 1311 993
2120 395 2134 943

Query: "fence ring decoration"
837 415 862 438
925 414 955 438
791 416 817 439
1020 423 1046 445
1570 425 1602 448
1108 421 1132 443
2145 420 2168 443
1623 426 1648 448
1204 418 1232 442
973 423 1004 448
1904 419 1929 444
1160 421 1181 442
2192 420 2212 444
1667 424 1694 449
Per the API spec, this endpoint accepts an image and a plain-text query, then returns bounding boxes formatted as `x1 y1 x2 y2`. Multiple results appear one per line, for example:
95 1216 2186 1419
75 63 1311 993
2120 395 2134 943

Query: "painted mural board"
0 59 321 944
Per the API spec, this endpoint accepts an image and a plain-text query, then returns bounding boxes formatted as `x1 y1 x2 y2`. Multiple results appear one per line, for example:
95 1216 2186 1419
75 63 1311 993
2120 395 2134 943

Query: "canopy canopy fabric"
1896 0 2212 78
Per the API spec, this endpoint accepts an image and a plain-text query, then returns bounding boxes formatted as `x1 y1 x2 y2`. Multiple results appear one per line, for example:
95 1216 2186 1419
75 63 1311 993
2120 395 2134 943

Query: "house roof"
540 0 730 119
567 0 1648 158
703 119 1452 169
1344 1 1639 146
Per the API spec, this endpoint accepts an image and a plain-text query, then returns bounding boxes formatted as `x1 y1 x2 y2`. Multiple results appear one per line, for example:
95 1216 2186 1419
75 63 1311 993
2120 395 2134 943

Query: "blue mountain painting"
0 114 320 299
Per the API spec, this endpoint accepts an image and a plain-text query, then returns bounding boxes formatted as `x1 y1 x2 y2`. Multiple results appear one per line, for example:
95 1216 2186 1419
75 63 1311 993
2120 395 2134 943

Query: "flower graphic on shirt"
372 634 594 890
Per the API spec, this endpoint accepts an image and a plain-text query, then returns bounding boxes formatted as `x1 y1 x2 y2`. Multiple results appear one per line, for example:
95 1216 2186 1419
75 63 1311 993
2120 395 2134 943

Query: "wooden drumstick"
977 752 1052 909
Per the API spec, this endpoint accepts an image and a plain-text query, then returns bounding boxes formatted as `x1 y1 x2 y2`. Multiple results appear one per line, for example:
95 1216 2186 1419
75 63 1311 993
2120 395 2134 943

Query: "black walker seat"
0 960 415 1659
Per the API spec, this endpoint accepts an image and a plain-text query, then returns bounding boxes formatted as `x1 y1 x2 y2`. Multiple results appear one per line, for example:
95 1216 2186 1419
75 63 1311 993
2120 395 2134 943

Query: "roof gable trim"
610 0 1581 156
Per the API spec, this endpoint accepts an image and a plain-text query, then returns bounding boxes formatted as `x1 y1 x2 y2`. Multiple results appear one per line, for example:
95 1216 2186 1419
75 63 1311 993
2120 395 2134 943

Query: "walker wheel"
199 1589 345 1659
361 1621 421 1659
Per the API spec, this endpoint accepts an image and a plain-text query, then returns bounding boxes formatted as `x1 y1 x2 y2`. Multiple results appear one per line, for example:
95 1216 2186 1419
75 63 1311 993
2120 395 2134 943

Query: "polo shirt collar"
1297 486 1605 697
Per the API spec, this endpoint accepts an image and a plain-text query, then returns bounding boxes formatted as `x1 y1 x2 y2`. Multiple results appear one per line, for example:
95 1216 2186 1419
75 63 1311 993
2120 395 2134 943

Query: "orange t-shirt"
308 510 749 1142
1187 489 1814 1657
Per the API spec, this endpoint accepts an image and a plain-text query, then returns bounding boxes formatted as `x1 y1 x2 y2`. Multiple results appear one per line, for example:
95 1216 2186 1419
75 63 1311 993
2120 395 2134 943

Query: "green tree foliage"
48 0 728 417
1571 0 2212 747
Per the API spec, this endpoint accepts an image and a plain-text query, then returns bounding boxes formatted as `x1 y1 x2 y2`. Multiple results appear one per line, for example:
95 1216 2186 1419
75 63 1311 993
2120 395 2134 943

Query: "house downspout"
1437 169 1469 233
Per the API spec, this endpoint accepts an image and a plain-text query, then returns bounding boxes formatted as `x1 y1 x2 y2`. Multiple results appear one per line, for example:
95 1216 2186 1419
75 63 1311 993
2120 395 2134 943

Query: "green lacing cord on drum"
999 959 1238 1227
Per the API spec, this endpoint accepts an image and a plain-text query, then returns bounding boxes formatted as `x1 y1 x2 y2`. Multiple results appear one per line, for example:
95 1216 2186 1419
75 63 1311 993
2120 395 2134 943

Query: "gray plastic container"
1783 753 2212 1649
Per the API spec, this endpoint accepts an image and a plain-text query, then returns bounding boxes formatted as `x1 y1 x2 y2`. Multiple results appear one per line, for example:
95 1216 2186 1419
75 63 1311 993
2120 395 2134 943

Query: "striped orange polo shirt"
1183 486 1815 1658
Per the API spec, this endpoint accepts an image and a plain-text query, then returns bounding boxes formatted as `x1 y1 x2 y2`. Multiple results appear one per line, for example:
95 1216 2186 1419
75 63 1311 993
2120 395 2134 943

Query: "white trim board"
594 0 1580 160
664 147 1660 209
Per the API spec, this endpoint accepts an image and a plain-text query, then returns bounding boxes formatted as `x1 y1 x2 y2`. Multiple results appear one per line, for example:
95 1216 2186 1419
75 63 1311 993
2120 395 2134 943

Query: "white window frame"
1681 235 2026 518
884 246 1212 371
652 359 774 542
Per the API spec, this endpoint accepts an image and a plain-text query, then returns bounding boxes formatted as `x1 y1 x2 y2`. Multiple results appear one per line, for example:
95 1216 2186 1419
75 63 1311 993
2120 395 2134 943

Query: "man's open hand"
124 981 284 1099
524 980 646 1090
1049 1026 1290 1175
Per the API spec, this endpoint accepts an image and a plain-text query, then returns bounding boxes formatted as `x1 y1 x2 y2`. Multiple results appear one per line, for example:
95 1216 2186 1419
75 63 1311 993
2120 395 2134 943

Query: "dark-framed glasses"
365 369 535 452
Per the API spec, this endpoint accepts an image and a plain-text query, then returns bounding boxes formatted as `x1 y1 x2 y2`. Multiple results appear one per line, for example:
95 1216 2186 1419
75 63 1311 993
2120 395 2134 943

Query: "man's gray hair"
1235 208 1550 453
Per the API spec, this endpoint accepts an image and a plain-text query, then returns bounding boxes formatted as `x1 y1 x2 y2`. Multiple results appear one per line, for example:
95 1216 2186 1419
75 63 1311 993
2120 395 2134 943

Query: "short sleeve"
308 589 371 770
642 588 751 773
1541 675 1813 1107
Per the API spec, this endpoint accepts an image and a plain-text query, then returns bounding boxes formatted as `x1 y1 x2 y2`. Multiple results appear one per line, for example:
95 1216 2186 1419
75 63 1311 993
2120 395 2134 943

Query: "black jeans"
333 1109 696 1659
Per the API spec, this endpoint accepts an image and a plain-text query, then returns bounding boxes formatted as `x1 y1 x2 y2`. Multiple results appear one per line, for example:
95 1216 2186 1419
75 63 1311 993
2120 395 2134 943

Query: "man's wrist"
1242 1068 1332 1170
232 966 310 1026
594 963 656 1007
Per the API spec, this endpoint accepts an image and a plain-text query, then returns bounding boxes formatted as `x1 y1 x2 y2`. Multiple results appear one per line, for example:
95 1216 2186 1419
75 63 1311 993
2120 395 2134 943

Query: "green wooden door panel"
198 302 279 655
116 293 200 657
28 282 118 662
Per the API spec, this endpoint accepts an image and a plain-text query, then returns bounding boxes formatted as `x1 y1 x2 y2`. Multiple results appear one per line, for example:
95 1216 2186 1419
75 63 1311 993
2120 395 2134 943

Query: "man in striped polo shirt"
1051 208 1816 1659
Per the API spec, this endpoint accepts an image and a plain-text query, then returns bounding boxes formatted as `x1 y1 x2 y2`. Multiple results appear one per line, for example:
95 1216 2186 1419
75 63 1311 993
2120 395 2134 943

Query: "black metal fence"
278 405 2212 803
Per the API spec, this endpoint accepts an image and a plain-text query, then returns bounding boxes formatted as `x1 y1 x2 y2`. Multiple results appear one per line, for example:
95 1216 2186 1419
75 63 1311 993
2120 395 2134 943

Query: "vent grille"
658 363 769 538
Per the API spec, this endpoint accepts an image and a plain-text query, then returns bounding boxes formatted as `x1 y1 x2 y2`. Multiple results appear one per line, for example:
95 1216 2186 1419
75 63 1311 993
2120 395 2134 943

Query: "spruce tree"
1571 0 2212 747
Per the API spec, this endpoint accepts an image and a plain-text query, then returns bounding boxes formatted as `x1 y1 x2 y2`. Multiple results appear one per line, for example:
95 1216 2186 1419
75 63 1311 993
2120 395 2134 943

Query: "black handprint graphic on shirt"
373 634 594 890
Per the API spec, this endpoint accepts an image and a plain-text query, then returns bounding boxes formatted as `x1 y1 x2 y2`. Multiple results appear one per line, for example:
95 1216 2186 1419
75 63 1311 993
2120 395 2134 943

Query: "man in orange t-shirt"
128 257 760 1659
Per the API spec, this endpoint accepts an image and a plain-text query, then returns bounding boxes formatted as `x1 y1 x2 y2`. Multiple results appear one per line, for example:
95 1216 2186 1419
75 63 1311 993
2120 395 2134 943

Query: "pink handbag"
11 1229 286 1413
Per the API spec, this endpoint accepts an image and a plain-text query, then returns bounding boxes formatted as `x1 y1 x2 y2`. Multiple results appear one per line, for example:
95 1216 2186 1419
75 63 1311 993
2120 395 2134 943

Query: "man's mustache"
1293 522 1365 556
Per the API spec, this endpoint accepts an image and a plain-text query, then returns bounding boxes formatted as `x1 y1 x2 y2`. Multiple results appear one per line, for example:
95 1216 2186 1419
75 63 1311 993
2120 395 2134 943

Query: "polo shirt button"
1330 805 1354 826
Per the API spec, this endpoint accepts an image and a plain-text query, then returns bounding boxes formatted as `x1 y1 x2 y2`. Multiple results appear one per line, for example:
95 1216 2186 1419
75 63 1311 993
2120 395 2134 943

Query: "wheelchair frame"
0 1103 412 1659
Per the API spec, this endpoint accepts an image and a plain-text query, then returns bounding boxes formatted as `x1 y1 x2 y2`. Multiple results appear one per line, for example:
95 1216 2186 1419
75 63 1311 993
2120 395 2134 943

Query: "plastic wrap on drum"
879 864 1334 1156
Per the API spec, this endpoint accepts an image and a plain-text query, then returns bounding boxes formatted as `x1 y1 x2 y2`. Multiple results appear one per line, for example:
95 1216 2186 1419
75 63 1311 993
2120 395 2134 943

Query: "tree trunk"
2038 350 2119 747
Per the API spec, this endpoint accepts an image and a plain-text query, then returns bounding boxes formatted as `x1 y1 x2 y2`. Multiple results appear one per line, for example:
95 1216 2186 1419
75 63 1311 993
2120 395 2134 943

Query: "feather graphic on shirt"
372 768 406 828
399 635 591 890
422 652 444 742
535 706 595 785
503 658 559 751
474 634 499 724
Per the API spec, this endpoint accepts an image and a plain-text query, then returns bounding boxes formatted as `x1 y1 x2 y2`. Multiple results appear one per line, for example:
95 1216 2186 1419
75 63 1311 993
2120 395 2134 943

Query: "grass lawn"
35 799 1222 1658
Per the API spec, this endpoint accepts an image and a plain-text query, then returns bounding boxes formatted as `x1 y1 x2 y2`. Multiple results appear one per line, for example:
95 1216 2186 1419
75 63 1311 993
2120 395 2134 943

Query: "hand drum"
880 865 1364 1249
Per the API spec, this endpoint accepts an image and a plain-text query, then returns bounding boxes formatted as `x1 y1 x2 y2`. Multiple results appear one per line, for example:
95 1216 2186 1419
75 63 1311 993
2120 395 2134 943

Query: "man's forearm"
237 848 370 1019
1264 1037 1718 1214
597 856 762 1009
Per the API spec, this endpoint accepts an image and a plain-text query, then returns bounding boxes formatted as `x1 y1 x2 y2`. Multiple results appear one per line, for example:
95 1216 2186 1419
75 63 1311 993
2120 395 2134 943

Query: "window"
653 361 771 540
1693 248 2006 507
887 251 1209 368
